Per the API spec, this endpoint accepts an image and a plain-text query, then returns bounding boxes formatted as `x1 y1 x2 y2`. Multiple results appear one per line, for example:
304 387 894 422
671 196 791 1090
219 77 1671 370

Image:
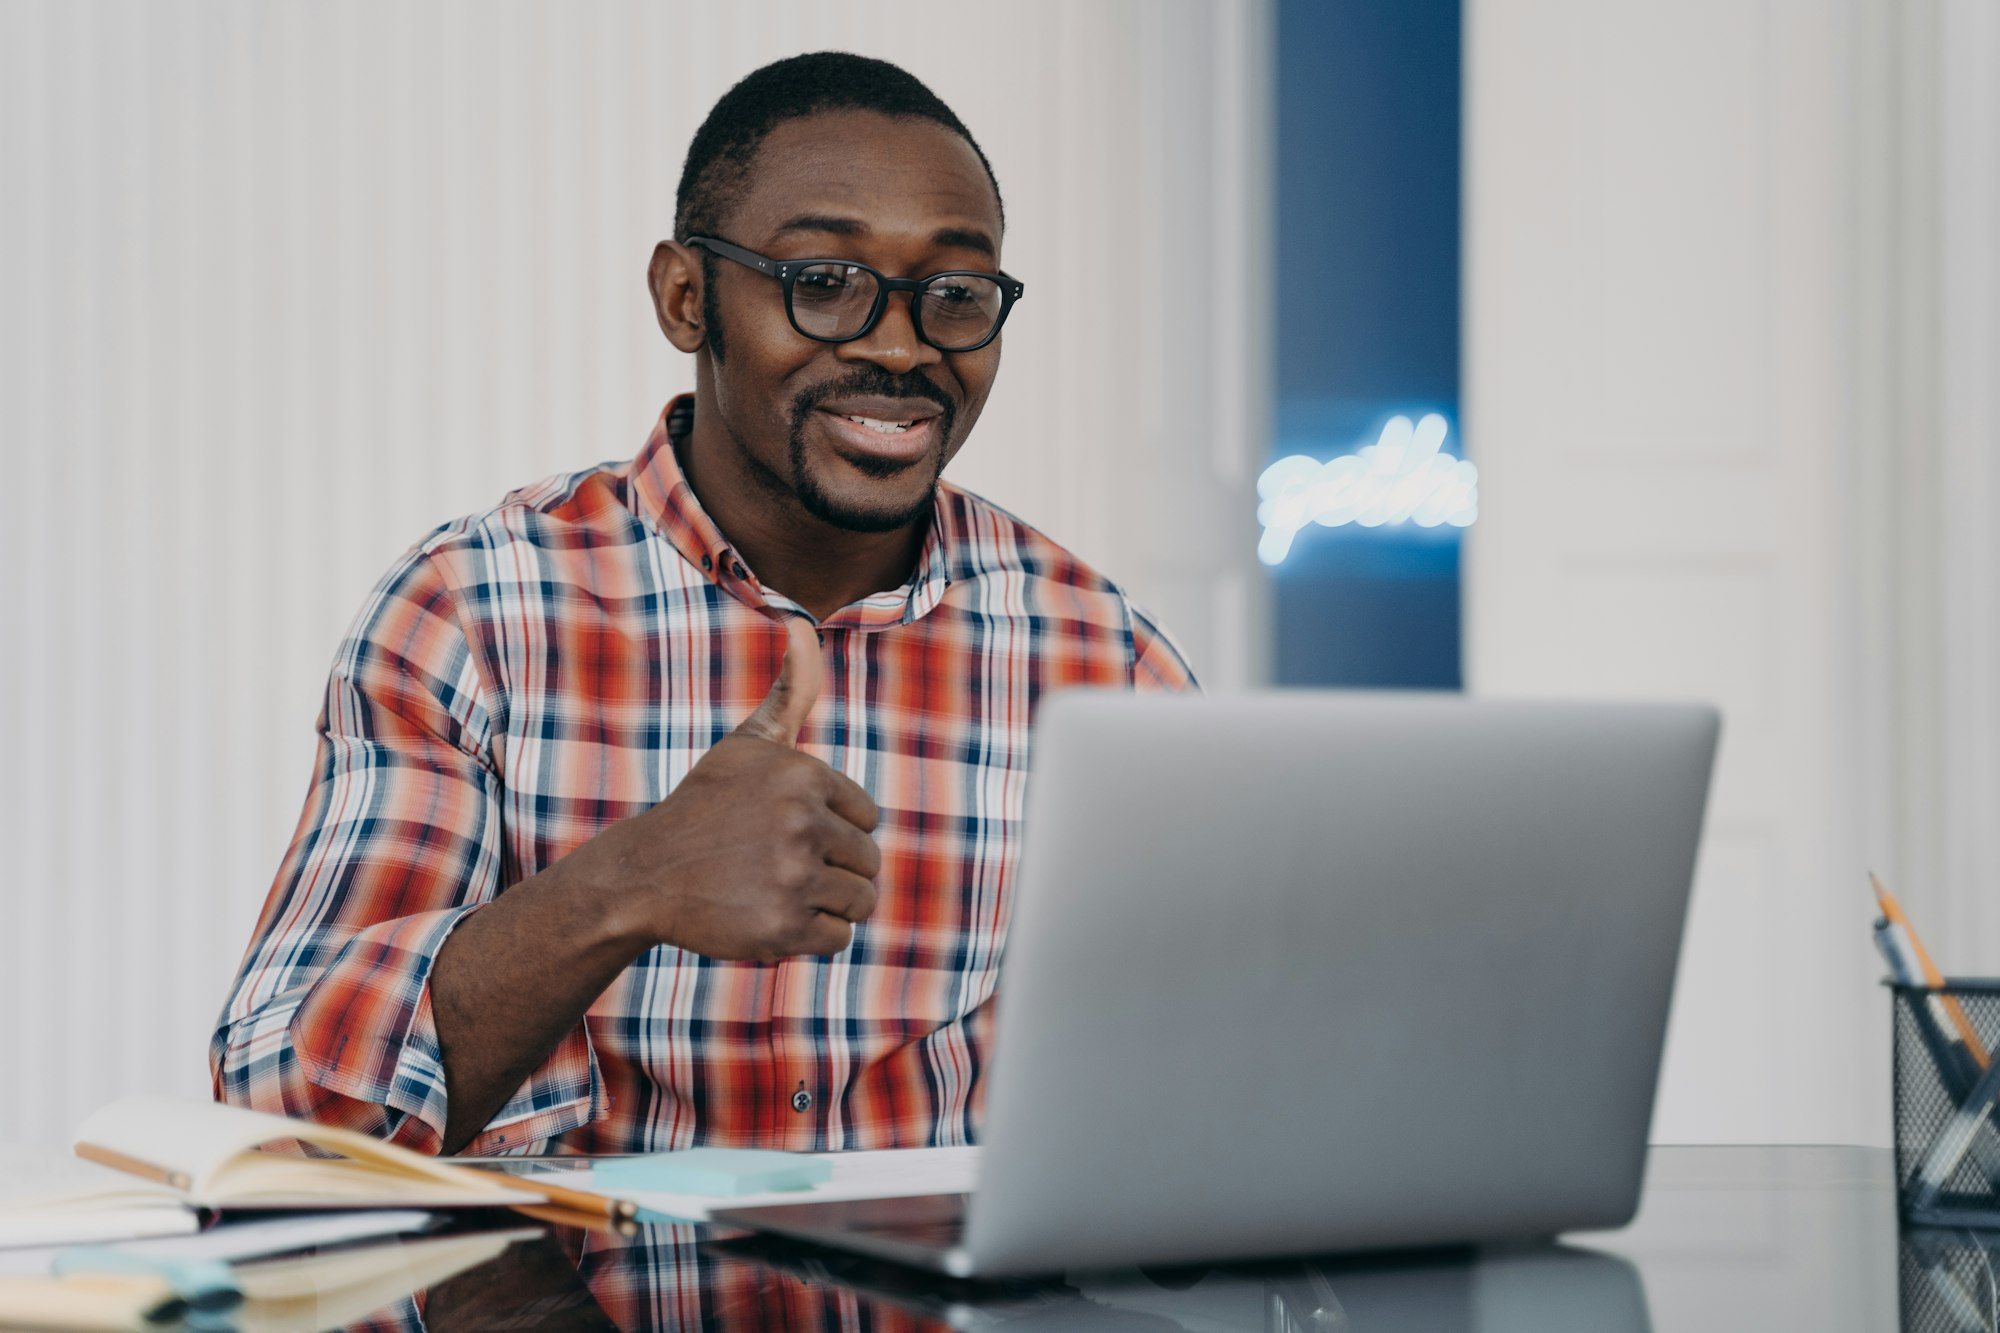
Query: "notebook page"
0 1149 183 1213
74 1096 332 1196
73 1097 536 1206
0 1149 196 1250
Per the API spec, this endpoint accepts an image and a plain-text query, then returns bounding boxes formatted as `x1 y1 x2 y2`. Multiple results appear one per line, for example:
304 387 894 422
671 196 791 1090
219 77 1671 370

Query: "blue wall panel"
1272 0 1463 689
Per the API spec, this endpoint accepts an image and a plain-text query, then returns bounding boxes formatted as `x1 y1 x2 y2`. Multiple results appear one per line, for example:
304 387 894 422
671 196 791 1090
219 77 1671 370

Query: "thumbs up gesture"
580 616 883 961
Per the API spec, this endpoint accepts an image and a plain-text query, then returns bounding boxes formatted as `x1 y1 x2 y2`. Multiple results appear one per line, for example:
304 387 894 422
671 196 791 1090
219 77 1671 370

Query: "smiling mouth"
814 408 942 465
841 413 923 434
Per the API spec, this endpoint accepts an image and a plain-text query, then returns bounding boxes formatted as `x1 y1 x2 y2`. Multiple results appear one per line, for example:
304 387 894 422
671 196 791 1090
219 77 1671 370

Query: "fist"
583 616 883 961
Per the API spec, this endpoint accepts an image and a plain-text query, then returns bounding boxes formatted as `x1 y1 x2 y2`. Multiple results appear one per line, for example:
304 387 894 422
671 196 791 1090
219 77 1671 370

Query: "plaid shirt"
211 396 1198 1156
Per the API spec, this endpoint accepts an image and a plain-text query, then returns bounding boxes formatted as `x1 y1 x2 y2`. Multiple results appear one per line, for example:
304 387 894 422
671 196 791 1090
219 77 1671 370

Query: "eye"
796 268 850 292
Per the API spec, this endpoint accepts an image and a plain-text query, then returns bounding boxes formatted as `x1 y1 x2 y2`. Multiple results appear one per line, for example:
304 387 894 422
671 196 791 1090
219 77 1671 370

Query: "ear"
649 240 707 354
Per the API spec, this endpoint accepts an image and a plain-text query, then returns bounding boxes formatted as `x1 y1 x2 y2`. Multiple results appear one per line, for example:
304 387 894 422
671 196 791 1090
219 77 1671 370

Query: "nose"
834 290 943 376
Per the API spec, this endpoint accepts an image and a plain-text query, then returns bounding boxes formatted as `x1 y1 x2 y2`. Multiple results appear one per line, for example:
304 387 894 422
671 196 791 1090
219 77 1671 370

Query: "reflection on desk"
335 1146 1914 1331
364 1228 1645 1332
713 1236 1647 1331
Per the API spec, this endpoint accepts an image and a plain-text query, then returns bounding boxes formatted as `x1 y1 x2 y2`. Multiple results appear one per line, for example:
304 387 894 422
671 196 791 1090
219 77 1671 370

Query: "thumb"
734 616 823 745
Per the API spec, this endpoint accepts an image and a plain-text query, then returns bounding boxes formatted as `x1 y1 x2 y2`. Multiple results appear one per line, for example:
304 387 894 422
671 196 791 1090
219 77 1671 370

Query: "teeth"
844 414 912 434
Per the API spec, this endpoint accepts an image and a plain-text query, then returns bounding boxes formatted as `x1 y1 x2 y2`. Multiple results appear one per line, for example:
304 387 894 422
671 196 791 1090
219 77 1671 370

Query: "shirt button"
732 561 749 579
700 553 713 571
791 1086 813 1113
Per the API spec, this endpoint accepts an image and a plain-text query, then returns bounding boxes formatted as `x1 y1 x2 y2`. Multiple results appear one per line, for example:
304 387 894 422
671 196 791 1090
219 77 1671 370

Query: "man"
212 51 1197 1158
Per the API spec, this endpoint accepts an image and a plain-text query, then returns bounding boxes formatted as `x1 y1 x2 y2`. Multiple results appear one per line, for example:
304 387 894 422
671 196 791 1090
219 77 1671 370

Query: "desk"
1 1144 1939 1329
323 1144 1948 1330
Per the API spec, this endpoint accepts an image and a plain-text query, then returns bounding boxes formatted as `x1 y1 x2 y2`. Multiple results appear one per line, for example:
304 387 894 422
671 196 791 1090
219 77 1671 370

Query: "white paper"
0 1208 199 1259
523 1145 981 1222
125 1209 438 1262
0 1148 195 1252
0 1148 183 1213
0 1210 436 1279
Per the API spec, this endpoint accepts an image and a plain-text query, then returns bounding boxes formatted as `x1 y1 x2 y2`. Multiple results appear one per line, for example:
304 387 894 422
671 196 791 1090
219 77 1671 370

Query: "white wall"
1925 0 2000 959
1466 0 1996 1145
1854 0 2000 971
0 0 1270 1148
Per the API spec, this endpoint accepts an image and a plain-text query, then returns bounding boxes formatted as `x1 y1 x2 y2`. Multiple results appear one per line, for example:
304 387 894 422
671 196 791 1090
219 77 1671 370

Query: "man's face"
688 110 1006 534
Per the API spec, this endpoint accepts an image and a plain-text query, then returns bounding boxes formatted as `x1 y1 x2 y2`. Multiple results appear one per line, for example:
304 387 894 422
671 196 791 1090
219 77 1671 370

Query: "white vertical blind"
1851 0 2000 965
1467 0 2000 1145
0 0 1269 1147
1931 1 2000 957
1465 0 1885 1144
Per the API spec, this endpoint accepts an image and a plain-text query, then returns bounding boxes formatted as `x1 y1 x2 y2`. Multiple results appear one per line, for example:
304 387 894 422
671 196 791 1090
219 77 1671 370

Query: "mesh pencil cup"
1900 1227 2000 1332
1890 979 2000 1228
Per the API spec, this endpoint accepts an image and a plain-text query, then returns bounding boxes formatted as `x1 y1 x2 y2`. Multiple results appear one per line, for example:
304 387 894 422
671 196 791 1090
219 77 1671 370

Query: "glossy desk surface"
330 1144 1977 1331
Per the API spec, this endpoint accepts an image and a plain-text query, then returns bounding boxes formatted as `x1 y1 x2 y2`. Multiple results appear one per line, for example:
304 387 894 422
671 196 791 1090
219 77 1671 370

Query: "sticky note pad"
591 1148 833 1197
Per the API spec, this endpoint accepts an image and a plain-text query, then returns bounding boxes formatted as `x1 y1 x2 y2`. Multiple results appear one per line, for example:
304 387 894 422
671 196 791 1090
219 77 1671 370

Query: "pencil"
449 1162 639 1222
510 1202 640 1237
73 1142 192 1192
1873 872 1990 1069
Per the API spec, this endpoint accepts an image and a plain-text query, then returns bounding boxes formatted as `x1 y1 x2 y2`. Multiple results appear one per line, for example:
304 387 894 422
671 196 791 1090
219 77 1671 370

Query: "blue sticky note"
54 1247 242 1315
593 1148 833 1197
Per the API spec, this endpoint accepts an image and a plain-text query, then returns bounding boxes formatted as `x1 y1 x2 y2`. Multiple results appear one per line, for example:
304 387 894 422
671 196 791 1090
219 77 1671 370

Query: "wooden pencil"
73 1142 192 1191
449 1162 639 1221
510 1202 640 1236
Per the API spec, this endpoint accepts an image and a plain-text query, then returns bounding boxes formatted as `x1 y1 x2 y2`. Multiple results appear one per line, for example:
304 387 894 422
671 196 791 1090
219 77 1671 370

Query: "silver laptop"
717 691 1720 1278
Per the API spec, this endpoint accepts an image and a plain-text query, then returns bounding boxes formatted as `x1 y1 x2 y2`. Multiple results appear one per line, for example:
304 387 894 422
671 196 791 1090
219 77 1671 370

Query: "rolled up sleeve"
210 538 600 1155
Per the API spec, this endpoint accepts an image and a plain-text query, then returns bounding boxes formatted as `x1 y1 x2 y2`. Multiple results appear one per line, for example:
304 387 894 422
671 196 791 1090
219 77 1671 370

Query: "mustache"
790 369 956 424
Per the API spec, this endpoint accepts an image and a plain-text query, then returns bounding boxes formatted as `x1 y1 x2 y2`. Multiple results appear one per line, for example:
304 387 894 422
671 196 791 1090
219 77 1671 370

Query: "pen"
1873 917 1915 985
1878 919 1977 1074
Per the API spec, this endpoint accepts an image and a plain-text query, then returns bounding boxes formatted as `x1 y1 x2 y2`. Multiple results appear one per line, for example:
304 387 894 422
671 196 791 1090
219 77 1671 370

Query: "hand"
580 615 883 961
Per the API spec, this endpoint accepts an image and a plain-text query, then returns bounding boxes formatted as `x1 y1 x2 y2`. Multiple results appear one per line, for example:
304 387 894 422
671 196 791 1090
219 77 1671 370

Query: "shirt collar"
628 394 956 631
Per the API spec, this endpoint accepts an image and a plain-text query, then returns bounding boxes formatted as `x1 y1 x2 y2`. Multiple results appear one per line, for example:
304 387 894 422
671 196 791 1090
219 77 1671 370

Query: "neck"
677 402 929 624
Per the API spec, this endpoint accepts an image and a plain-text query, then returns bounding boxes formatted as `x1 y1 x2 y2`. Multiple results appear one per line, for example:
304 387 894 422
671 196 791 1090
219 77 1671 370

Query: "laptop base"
713 1193 977 1277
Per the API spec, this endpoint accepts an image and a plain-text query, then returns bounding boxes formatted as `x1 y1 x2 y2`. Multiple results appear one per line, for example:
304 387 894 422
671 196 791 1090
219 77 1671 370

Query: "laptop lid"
962 691 1719 1275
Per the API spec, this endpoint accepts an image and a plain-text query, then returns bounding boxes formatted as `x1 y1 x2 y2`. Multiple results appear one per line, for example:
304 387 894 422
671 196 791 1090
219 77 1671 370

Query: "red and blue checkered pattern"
211 396 1198 1155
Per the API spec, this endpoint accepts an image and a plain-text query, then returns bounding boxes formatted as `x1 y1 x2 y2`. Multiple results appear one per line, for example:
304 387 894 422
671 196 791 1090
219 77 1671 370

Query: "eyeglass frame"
685 235 1025 353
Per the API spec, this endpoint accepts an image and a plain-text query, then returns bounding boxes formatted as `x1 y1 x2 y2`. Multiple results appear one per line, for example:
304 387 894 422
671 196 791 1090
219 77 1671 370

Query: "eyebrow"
769 213 998 261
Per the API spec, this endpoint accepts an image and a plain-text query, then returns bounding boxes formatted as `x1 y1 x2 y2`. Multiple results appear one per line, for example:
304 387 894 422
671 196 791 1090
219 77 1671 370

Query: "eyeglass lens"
789 263 1005 350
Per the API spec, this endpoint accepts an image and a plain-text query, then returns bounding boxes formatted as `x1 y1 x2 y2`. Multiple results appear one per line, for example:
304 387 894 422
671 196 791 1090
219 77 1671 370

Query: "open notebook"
68 1096 546 1211
0 1151 198 1249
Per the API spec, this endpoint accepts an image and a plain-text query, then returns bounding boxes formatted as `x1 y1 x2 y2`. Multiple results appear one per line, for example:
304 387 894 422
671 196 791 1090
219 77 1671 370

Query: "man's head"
650 52 1009 536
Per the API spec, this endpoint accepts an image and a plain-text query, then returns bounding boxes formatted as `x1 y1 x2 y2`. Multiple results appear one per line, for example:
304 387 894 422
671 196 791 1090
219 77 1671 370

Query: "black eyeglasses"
687 235 1024 353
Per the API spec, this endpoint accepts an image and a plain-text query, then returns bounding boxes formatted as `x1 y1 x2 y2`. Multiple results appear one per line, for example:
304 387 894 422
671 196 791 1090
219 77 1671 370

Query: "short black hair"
674 51 1004 244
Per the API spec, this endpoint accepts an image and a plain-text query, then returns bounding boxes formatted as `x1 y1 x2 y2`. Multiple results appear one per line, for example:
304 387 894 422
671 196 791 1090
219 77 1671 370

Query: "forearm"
431 853 649 1154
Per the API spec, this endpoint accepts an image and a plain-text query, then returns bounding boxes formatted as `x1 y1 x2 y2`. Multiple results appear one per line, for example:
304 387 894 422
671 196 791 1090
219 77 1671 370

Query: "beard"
782 369 958 533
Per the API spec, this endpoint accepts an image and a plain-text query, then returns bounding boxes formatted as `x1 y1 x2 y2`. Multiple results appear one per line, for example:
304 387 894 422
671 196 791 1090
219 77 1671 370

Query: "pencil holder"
1890 979 2000 1228
1901 1226 2000 1332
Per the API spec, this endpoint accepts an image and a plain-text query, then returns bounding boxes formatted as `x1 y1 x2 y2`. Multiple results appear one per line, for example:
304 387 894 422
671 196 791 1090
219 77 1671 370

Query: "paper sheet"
524 1145 980 1223
0 1148 194 1252
0 1209 439 1278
